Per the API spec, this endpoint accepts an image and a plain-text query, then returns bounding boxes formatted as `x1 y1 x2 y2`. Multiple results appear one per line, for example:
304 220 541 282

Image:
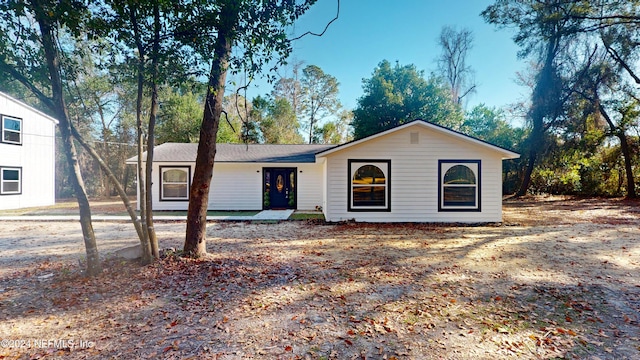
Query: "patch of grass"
0 201 78 215
289 212 325 221
108 210 260 217
404 313 420 325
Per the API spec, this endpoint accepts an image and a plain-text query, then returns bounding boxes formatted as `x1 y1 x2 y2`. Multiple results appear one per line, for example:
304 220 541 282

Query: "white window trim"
348 160 391 212
2 115 22 145
160 166 190 201
1 167 22 195
439 160 480 212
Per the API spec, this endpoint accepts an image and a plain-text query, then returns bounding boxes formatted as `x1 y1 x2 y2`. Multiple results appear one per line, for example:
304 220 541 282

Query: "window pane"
353 165 385 185
3 131 20 143
444 165 475 185
3 182 19 193
2 170 19 181
443 186 476 206
353 186 386 207
163 169 187 182
163 184 187 198
4 118 21 131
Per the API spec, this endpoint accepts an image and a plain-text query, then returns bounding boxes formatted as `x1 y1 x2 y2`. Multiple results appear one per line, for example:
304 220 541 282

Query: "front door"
264 168 296 209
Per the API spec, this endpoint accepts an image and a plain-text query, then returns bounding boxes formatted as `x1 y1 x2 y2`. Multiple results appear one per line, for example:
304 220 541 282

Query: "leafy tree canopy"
156 89 204 143
462 104 525 151
257 96 304 144
352 60 463 139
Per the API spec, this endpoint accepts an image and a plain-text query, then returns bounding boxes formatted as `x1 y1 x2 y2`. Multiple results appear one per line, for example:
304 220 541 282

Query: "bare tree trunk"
516 38 560 197
145 0 161 259
184 0 239 258
102 138 111 199
618 132 636 198
136 73 152 264
36 6 101 275
130 5 152 264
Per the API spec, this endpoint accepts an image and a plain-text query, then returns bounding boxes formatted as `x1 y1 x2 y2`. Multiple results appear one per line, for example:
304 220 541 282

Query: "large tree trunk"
516 148 538 197
516 38 560 197
145 1 161 259
131 5 152 264
135 70 152 264
184 0 239 257
36 6 101 275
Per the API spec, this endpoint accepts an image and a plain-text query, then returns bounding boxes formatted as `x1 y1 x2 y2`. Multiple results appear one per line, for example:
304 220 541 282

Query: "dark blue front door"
264 168 296 209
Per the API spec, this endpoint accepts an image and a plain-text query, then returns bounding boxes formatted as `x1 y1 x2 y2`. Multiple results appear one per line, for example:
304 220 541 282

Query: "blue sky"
237 1 529 125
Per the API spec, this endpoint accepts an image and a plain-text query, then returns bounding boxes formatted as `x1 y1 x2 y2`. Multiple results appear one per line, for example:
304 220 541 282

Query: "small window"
348 160 390 211
439 160 480 211
1 167 22 195
2 115 22 145
160 166 190 201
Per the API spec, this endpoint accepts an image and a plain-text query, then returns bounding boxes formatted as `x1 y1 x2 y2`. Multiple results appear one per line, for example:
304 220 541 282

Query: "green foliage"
288 190 295 207
176 0 317 82
314 109 352 144
253 96 304 144
529 143 637 196
352 60 463 139
263 189 270 208
156 89 204 143
217 94 252 144
462 104 526 150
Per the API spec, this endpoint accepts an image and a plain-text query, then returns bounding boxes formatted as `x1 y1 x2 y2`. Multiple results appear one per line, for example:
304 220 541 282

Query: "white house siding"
149 161 324 211
208 163 261 210
321 126 505 223
296 163 324 211
0 94 56 210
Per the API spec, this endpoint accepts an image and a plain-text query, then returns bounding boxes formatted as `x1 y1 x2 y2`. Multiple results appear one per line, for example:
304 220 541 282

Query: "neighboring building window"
160 166 190 201
348 160 391 211
2 115 22 145
439 160 480 211
0 167 21 195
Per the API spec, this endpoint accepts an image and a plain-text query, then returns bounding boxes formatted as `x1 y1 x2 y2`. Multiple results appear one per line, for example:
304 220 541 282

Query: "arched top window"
160 166 190 201
163 169 188 183
439 161 480 211
349 160 391 211
352 165 386 185
444 165 476 185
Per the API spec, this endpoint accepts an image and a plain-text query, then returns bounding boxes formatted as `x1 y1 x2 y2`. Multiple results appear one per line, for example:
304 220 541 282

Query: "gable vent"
410 132 419 144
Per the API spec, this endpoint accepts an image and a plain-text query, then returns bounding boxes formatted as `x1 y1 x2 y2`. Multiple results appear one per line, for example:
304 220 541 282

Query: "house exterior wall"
0 94 56 210
148 161 324 211
321 125 505 223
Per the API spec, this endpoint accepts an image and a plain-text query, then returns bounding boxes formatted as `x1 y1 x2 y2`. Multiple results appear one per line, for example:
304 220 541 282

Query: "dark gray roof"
127 143 337 163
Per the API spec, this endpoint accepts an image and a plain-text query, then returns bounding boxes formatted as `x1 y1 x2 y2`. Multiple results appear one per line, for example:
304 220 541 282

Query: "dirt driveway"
0 196 639 359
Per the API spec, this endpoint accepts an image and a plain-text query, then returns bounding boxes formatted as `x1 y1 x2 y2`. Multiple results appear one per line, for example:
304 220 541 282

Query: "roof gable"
0 91 59 125
316 119 520 159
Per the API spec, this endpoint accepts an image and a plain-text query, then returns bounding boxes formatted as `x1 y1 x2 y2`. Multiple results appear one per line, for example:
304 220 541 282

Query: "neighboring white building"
0 91 58 210
128 120 520 222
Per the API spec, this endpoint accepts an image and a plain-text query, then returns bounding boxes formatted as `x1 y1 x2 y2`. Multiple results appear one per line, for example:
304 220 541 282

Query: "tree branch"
603 42 640 85
289 0 339 41
0 60 55 110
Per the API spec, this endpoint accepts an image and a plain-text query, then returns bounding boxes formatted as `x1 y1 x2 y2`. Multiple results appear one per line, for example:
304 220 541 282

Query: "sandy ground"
0 196 639 359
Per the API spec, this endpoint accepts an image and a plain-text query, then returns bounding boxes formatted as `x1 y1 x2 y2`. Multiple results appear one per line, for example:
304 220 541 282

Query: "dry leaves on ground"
0 196 639 359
